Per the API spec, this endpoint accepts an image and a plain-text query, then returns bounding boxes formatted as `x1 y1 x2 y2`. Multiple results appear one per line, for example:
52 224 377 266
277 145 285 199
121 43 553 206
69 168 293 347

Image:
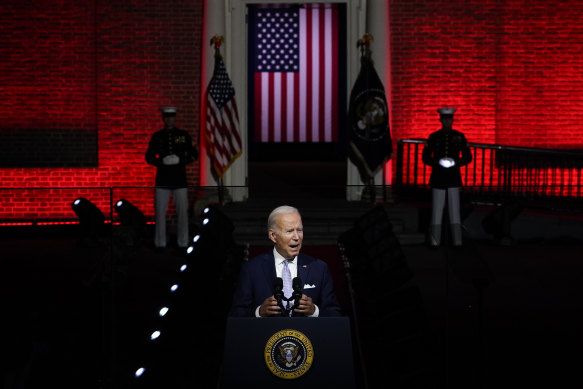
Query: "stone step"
218 199 425 246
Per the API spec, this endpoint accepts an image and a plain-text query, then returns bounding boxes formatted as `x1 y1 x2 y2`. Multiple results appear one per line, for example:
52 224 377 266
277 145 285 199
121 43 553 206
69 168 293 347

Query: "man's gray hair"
267 205 300 234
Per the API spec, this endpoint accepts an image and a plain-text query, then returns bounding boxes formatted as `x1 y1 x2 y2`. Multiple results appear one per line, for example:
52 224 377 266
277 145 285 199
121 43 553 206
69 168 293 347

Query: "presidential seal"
264 329 314 379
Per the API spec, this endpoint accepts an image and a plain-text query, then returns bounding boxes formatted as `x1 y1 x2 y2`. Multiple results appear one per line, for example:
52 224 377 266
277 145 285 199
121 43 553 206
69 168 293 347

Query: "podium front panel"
219 317 356 388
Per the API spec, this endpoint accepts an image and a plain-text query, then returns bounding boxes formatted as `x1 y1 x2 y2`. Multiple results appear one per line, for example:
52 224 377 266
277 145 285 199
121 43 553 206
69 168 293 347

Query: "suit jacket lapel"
261 251 276 285
297 254 310 286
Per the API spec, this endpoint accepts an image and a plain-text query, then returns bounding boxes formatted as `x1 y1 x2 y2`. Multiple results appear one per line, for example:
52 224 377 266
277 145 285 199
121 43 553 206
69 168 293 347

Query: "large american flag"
205 54 242 178
249 4 341 143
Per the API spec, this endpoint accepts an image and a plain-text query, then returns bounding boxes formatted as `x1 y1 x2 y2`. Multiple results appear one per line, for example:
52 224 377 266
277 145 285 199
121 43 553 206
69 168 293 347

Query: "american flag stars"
208 58 235 109
254 11 300 72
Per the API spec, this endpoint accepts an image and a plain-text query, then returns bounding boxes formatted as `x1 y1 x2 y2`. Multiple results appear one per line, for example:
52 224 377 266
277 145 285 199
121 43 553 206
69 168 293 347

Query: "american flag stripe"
330 9 339 143
252 6 339 143
206 97 241 171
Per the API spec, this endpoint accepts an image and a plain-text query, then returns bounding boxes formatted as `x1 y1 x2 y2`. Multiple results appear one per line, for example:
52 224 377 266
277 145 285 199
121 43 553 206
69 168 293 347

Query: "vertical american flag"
250 5 340 143
206 54 242 178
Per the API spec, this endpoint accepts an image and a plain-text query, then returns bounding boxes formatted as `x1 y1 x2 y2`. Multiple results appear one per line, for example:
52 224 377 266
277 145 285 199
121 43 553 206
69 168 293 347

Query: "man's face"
440 116 454 130
163 114 176 129
269 212 303 260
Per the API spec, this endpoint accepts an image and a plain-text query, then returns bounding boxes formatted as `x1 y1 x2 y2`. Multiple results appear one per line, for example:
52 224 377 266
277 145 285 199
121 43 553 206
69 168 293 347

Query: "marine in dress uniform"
422 107 472 246
145 106 199 249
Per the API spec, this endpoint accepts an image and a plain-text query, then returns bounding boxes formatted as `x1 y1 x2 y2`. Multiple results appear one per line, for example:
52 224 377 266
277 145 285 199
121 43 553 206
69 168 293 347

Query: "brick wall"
389 0 583 150
1 0 583 220
0 0 203 219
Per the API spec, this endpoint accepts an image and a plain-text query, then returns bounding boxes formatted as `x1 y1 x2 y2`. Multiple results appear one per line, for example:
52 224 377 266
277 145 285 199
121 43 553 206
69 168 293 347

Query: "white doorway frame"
203 0 370 201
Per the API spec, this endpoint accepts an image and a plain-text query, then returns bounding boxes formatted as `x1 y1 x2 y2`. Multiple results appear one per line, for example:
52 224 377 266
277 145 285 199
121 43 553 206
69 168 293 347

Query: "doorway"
246 3 348 202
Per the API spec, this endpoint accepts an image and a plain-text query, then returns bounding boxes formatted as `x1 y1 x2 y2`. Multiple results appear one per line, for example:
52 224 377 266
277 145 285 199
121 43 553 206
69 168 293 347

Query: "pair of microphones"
273 277 303 316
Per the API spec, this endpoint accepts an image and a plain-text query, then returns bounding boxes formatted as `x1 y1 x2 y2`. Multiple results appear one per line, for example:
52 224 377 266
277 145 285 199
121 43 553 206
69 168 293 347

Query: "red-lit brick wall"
0 0 203 219
389 0 583 150
2 0 583 220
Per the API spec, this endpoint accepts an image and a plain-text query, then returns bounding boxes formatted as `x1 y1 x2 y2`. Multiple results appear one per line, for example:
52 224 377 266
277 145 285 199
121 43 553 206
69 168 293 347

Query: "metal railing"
395 138 583 205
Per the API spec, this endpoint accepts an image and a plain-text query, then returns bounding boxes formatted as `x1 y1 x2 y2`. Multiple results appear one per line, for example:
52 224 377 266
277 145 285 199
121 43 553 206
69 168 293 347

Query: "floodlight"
114 198 146 246
71 197 105 246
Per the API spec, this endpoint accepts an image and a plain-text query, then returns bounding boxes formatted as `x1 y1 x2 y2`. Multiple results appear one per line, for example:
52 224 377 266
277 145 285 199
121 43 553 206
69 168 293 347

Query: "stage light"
150 330 161 341
135 367 146 378
193 234 200 242
340 205 412 294
340 206 430 387
186 246 194 254
71 197 105 246
114 199 145 223
180 264 188 272
482 200 525 246
170 284 179 292
203 218 209 225
159 307 169 317
114 198 146 247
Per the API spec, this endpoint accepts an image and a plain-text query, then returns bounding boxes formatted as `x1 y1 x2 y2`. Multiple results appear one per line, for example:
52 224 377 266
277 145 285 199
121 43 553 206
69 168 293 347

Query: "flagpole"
218 177 224 205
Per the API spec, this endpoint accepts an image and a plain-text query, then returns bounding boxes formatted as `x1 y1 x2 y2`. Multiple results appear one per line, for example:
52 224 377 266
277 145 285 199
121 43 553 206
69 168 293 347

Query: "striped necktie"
282 259 293 312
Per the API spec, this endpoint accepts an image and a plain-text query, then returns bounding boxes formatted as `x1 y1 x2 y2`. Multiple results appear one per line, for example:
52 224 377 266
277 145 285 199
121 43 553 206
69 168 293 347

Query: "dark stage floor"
1 220 582 388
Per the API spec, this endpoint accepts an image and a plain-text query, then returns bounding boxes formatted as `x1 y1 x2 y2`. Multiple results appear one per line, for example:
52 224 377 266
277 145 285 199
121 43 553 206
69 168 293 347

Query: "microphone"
273 277 284 309
291 277 303 309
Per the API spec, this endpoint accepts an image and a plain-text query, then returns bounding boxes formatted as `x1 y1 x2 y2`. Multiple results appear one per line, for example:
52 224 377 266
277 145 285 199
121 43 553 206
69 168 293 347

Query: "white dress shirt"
273 248 297 280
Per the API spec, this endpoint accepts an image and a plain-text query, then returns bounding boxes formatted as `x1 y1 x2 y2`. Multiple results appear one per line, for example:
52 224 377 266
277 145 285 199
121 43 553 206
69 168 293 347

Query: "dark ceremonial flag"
348 55 392 178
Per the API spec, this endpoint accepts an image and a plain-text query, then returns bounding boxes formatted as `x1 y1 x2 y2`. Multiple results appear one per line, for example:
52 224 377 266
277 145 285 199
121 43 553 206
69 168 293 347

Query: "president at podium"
222 206 354 388
229 205 342 318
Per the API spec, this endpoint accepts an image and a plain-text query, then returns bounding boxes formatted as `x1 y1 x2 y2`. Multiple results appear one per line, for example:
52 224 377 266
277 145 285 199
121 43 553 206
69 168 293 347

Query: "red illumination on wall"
2 0 583 221
389 0 583 156
0 0 204 220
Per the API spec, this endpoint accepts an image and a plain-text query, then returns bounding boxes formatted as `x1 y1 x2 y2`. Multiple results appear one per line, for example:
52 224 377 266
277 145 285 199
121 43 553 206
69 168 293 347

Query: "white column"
200 0 247 202
200 0 225 188
346 0 370 201
368 0 392 185
224 0 248 201
346 0 392 200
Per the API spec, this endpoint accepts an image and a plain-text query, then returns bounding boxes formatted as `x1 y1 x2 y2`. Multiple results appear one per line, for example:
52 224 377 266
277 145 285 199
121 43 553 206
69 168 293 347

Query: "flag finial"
210 35 224 57
357 33 374 59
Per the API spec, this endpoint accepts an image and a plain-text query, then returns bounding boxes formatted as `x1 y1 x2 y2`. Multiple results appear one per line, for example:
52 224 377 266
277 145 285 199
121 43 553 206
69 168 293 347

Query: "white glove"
439 157 455 168
162 154 180 166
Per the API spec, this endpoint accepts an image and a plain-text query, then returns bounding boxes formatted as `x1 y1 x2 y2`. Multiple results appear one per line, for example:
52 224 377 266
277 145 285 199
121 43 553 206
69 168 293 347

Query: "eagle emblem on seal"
278 341 303 367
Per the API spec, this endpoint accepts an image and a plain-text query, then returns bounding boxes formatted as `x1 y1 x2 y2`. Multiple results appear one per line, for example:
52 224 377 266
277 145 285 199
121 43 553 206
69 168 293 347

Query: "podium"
219 316 356 388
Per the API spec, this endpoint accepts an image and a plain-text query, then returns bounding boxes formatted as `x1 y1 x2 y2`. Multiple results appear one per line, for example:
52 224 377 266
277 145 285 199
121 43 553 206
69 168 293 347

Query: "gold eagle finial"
357 33 374 59
210 35 224 57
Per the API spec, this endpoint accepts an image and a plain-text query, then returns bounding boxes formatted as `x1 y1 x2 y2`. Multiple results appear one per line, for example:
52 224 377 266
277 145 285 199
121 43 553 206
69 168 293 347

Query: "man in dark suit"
229 205 342 317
